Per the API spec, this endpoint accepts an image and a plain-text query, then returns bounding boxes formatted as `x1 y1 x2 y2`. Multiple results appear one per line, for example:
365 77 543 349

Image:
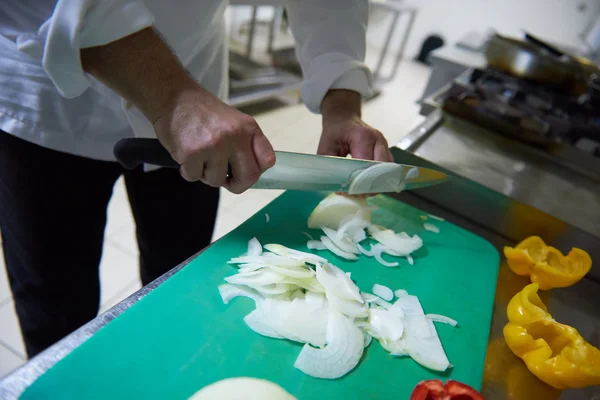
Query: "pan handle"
523 31 565 58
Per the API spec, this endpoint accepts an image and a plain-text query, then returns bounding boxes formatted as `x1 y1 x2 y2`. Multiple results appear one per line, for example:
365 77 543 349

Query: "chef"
0 0 393 358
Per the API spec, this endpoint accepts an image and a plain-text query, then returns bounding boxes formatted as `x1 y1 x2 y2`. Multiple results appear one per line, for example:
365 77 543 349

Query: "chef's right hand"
153 86 276 194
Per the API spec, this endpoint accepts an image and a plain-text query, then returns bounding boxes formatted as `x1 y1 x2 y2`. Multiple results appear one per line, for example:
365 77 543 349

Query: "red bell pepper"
410 379 485 400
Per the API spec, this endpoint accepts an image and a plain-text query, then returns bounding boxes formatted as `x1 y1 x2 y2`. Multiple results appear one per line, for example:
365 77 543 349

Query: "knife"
113 138 448 193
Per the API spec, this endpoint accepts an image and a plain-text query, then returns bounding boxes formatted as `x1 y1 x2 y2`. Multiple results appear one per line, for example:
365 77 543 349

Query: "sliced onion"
321 227 359 254
371 244 400 267
266 265 315 279
361 292 392 310
307 194 368 229
244 309 284 339
228 255 305 268
265 213 270 223
348 163 405 195
247 237 263 257
394 294 450 371
320 236 359 261
370 229 423 256
423 222 440 234
281 276 326 293
294 309 364 379
224 269 284 287
302 231 314 240
316 263 363 303
290 289 305 301
427 214 445 221
380 338 409 357
264 243 328 265
257 297 329 348
237 263 266 272
350 242 369 257
307 240 326 251
253 283 295 296
394 289 408 298
327 293 369 318
363 331 373 348
405 166 419 180
369 308 404 341
304 291 325 308
337 215 370 243
372 284 394 301
419 215 428 222
406 255 414 265
426 314 458 327
218 284 262 305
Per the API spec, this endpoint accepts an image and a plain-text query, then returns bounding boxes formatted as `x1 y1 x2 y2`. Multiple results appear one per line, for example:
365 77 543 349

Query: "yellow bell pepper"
504 236 592 290
503 283 600 389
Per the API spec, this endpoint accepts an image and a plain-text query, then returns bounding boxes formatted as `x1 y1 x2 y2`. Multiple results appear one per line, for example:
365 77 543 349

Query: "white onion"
281 276 325 293
322 227 359 254
426 314 458 327
394 289 408 298
369 308 404 341
253 283 295 296
337 215 370 243
264 243 328 265
423 223 440 234
244 309 284 339
361 292 393 309
348 163 405 195
302 231 314 240
294 309 364 379
372 284 394 301
405 167 419 180
228 255 305 268
326 293 369 318
406 255 414 265
218 284 262 305
370 229 423 256
304 291 325 308
371 244 400 268
224 269 284 288
257 297 329 348
320 236 359 261
315 263 363 303
356 242 373 257
380 338 409 357
427 214 445 221
306 240 326 251
247 238 263 257
393 295 450 371
265 213 270 223
266 265 315 279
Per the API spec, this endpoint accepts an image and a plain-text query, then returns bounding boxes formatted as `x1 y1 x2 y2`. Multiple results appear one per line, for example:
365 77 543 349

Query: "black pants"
0 132 219 358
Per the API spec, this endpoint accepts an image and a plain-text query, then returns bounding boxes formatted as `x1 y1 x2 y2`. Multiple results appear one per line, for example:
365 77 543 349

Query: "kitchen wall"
371 0 600 58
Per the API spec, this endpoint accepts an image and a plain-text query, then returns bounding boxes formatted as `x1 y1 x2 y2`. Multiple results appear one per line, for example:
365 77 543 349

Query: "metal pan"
485 33 576 90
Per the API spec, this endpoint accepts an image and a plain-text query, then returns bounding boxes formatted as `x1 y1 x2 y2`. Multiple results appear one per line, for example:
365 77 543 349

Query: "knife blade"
113 138 448 194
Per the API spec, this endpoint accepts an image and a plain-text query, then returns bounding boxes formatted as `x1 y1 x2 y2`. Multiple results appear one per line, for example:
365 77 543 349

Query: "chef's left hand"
318 89 394 162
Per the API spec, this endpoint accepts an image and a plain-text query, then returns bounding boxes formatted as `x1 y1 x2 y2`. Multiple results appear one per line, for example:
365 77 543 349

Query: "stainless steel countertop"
2 118 600 398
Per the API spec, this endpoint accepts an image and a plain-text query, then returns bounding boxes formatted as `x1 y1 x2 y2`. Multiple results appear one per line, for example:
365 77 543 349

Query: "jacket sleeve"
285 0 372 113
17 0 155 98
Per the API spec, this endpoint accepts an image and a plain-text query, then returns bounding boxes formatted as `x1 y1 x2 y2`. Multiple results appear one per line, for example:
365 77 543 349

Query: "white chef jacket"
0 0 372 162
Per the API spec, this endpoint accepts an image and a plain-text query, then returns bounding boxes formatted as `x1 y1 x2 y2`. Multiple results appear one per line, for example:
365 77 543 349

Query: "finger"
374 138 393 162
350 135 375 160
226 142 261 194
202 156 229 187
251 131 276 172
180 159 206 182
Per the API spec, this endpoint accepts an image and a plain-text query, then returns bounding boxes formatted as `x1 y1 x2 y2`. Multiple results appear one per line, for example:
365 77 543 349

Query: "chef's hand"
318 89 393 162
153 86 276 194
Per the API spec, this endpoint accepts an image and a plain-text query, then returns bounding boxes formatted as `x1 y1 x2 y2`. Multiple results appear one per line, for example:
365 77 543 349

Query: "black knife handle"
114 138 179 170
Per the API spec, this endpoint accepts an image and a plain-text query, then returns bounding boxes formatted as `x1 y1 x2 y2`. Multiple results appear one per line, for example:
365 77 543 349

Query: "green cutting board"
22 191 499 400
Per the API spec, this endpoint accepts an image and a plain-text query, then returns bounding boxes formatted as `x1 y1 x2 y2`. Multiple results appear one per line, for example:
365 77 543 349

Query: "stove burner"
443 68 600 152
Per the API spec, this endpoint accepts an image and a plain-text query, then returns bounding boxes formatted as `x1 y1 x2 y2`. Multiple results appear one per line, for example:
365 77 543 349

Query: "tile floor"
0 59 431 378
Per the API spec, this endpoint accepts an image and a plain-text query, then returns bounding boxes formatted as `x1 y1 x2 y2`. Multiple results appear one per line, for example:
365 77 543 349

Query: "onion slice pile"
305 194 424 267
219 238 457 379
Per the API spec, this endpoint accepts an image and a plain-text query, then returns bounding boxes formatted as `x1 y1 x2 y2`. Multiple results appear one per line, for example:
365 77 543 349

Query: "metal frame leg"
390 10 416 80
372 10 400 82
267 6 282 54
246 6 258 58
